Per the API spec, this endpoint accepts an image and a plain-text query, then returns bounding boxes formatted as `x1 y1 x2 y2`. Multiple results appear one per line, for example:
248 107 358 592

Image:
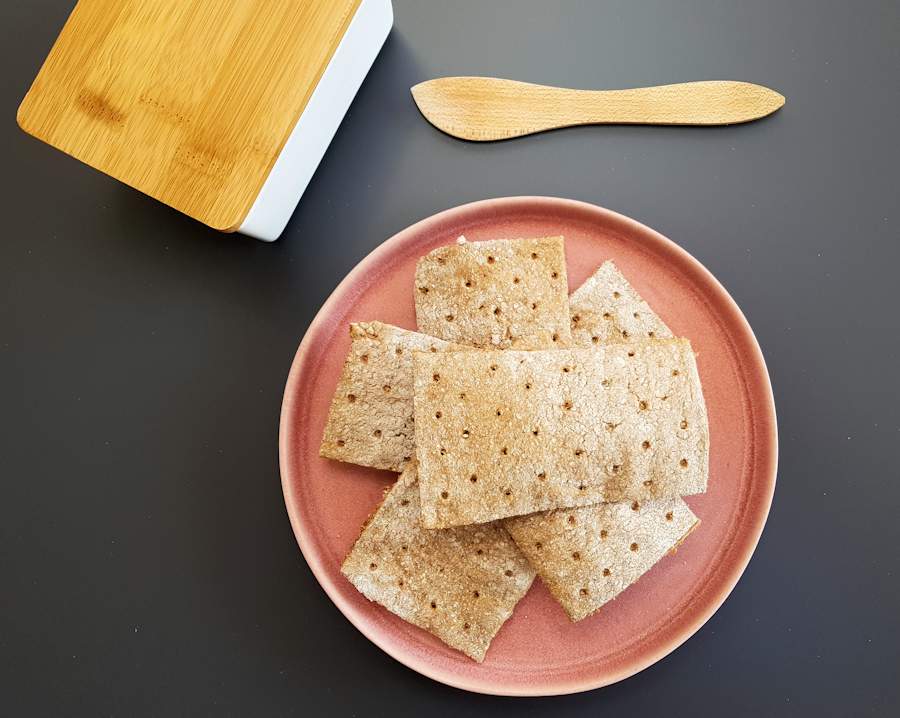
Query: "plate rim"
278 196 778 696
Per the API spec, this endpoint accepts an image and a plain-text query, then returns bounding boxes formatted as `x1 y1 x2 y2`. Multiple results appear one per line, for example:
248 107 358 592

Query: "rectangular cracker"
414 236 572 349
413 341 708 528
341 463 535 662
320 322 466 472
570 260 674 345
505 499 698 621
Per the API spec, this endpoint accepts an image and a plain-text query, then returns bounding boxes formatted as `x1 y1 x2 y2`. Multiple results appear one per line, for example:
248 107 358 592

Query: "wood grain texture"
17 0 361 230
411 77 785 141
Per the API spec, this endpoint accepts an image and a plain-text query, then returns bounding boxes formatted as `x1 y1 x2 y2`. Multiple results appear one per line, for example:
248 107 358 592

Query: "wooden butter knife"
411 77 784 141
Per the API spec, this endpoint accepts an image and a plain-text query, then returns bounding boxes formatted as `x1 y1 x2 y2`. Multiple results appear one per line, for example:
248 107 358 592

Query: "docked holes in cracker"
569 261 674 346
413 342 706 526
320 322 466 472
504 499 698 621
413 236 571 349
341 465 535 661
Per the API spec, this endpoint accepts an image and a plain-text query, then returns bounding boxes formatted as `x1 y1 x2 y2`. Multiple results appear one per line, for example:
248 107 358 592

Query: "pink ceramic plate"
279 197 777 695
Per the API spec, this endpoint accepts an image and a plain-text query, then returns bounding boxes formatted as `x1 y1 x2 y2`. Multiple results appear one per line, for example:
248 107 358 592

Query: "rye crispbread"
320 322 466 472
569 260 675 345
341 463 535 661
414 236 572 349
506 499 698 621
413 341 708 528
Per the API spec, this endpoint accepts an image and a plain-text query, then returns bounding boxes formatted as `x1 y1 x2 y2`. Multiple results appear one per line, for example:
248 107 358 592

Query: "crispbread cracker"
570 261 674 345
414 236 572 349
320 322 466 472
413 341 708 528
341 463 535 662
505 499 698 621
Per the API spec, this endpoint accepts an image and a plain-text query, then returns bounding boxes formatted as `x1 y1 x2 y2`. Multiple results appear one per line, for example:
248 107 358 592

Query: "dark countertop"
2 1 898 715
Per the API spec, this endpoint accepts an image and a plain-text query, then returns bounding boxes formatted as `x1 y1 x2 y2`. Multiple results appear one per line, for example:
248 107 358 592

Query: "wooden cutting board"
18 0 362 231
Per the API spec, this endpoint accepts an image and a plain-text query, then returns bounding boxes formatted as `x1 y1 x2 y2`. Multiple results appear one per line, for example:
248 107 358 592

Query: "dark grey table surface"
3 1 899 715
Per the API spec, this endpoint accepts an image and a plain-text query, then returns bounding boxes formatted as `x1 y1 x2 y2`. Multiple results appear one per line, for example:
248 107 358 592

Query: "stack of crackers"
320 236 709 662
